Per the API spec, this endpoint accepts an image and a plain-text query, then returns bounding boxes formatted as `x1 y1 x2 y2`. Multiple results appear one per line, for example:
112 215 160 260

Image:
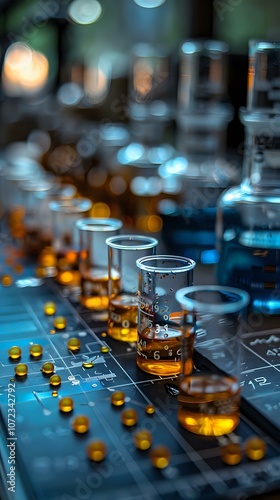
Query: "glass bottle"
113 43 176 232
158 40 239 265
216 40 280 314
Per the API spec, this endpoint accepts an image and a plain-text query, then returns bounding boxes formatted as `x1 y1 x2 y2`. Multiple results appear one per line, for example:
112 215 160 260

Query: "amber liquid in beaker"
55 249 80 286
136 325 183 376
177 374 240 436
80 268 120 310
108 293 138 342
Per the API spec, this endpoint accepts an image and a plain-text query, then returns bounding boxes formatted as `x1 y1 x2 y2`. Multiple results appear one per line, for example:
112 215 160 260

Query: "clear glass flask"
158 40 239 265
216 40 280 314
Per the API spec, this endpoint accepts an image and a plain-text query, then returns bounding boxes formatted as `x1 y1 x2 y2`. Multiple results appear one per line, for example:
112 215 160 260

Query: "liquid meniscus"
177 374 240 436
108 293 138 342
136 325 183 376
80 268 116 311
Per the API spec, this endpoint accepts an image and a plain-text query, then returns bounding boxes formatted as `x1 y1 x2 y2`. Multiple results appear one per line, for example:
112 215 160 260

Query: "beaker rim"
49 198 92 213
106 234 158 250
76 217 123 232
175 285 250 314
136 255 196 272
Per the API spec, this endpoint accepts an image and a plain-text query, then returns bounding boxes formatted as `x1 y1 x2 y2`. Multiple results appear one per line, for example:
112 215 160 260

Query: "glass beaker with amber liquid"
106 234 158 342
49 198 92 287
136 255 196 376
175 285 249 436
76 218 123 316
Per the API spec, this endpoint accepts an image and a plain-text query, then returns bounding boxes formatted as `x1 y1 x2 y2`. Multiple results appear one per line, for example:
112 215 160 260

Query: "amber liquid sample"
108 293 138 342
177 374 240 436
23 226 44 256
55 249 80 286
38 247 57 278
9 206 25 238
136 325 182 376
80 268 120 311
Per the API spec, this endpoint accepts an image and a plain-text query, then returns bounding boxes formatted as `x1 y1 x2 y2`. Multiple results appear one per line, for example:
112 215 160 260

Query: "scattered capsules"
8 346 22 360
67 338 81 352
53 316 67 330
121 408 138 427
110 391 125 407
134 429 153 450
59 397 74 413
44 301 57 315
72 415 90 434
15 363 28 377
41 362 55 375
49 374 61 387
29 344 43 358
149 445 171 469
86 440 107 462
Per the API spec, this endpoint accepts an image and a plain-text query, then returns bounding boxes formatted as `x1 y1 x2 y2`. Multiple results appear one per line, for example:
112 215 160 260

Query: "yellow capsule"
53 316 67 330
121 408 138 427
1 275 13 287
150 445 171 469
72 415 90 434
59 397 74 413
100 345 109 354
110 391 125 407
52 391 58 397
221 443 242 465
29 344 43 358
50 329 56 335
8 346 22 360
244 436 267 461
87 440 107 462
67 338 81 352
82 362 94 369
41 362 55 375
134 429 153 450
15 363 28 377
101 332 107 337
145 405 155 415
49 374 61 387
44 301 56 315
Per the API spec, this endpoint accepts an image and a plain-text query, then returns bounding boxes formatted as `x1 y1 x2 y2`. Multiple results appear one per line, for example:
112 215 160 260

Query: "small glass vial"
216 40 280 314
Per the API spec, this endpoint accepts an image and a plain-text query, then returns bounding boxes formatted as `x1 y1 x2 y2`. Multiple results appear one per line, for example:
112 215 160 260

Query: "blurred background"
0 0 279 148
0 0 280 242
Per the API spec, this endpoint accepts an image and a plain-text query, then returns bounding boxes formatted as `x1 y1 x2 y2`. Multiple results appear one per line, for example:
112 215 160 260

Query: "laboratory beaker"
136 255 195 376
175 285 250 436
106 234 158 342
76 217 123 315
